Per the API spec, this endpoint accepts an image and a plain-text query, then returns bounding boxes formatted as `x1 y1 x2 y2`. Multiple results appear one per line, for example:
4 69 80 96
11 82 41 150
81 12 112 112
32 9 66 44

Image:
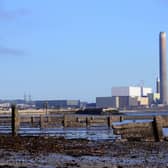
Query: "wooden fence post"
47 115 51 123
86 117 90 127
153 116 163 142
63 115 67 127
120 116 124 122
11 104 20 136
31 116 35 127
107 116 112 128
40 115 45 129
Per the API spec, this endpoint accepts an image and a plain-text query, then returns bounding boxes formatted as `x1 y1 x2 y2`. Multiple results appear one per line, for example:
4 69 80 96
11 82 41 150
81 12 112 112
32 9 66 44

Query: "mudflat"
0 136 168 167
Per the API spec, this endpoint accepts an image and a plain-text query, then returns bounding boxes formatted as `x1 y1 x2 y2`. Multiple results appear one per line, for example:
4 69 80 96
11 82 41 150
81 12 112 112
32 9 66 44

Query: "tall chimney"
156 77 160 94
159 32 168 104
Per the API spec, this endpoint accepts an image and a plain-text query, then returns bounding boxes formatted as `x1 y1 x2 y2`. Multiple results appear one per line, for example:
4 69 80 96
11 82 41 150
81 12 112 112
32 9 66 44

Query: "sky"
0 0 168 102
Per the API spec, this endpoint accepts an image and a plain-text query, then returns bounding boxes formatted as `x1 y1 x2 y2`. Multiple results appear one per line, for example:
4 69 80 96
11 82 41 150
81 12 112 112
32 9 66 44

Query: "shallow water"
1 111 168 140
0 126 120 141
125 111 168 116
0 118 164 140
113 119 153 126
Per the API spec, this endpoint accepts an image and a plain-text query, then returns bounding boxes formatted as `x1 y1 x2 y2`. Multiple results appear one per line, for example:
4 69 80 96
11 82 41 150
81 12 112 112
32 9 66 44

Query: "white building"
112 86 141 97
142 87 152 96
111 86 152 108
112 86 152 97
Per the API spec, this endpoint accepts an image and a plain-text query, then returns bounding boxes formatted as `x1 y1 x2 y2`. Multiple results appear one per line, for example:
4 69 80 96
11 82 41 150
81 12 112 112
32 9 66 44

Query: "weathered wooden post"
63 115 67 127
86 117 90 127
153 116 163 142
120 116 124 122
47 114 51 123
11 104 20 136
107 116 112 128
76 117 79 122
31 116 34 127
43 101 48 115
40 115 45 129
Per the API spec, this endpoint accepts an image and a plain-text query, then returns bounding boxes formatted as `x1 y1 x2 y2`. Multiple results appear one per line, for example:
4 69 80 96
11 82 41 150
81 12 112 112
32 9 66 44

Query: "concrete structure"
114 96 149 108
111 86 152 108
129 97 139 107
112 86 152 97
96 97 113 108
96 96 130 108
113 96 119 108
141 87 152 96
159 32 168 104
137 97 149 106
118 96 130 108
112 87 141 97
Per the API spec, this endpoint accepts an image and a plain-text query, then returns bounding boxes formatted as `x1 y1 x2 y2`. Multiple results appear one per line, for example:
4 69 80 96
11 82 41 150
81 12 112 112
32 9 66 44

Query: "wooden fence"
2 106 168 141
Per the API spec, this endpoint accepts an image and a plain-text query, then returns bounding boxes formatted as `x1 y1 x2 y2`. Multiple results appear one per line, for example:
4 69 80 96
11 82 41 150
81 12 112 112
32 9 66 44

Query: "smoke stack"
156 77 160 94
159 32 168 104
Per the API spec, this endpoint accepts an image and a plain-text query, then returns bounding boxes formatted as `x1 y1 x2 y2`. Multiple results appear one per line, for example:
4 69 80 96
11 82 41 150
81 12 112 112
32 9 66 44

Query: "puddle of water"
113 119 153 126
163 128 168 136
0 126 120 141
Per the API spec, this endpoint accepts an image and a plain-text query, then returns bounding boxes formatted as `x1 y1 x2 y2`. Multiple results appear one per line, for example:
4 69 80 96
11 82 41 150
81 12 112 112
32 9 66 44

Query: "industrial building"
148 93 160 105
96 32 168 109
112 86 152 97
35 100 80 109
96 86 153 109
112 86 141 97
96 97 114 108
142 88 152 96
111 86 152 108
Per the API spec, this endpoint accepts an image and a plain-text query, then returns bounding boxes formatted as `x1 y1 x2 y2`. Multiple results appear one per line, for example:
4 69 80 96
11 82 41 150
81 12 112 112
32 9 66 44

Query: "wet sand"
0 136 168 167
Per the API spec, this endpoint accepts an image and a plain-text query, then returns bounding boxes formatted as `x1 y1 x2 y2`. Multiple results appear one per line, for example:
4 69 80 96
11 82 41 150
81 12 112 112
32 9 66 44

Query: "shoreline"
0 136 168 167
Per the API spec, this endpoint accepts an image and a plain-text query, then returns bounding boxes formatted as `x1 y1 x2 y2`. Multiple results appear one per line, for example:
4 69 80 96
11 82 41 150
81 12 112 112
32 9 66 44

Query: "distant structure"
96 32 168 109
96 97 114 108
156 77 160 94
28 94 32 103
159 32 168 104
112 86 152 108
24 93 27 103
35 100 80 109
96 86 153 109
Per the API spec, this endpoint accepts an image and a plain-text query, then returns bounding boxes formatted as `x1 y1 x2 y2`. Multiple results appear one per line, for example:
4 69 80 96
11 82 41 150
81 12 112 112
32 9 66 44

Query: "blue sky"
0 0 168 102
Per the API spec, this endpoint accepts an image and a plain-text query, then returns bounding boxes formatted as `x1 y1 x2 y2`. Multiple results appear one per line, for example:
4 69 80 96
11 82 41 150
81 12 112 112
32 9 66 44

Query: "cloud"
0 1 30 55
0 47 25 56
0 9 30 20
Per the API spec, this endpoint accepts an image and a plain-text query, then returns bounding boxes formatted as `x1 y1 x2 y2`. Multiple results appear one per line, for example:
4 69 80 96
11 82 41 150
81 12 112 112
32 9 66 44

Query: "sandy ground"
0 136 168 168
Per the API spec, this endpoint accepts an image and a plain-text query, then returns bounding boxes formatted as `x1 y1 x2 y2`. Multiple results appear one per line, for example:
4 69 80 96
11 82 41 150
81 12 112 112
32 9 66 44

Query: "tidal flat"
0 136 167 167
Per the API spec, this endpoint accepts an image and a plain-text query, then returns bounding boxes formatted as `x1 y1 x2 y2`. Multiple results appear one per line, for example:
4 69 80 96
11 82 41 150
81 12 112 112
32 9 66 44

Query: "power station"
96 32 168 108
159 32 168 105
